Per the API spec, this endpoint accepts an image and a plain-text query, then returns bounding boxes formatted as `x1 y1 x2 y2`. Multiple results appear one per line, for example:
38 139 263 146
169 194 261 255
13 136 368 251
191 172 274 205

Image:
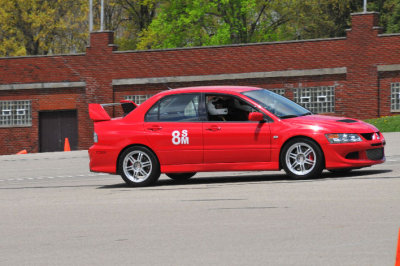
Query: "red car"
88 86 385 187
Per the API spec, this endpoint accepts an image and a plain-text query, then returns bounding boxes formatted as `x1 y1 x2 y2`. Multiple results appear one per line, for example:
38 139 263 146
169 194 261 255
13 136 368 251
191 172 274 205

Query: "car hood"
284 115 379 133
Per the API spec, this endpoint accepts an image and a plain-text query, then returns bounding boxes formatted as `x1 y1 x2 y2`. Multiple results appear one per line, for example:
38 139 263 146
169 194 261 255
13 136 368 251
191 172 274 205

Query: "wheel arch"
278 135 326 170
116 144 160 175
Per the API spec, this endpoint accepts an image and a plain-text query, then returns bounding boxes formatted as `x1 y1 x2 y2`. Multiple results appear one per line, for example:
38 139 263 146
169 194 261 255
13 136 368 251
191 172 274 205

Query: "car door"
144 93 203 166
203 94 271 164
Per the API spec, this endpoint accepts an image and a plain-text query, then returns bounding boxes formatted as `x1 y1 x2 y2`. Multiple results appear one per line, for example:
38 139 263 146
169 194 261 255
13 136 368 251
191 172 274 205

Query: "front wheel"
118 146 160 187
166 172 196 181
280 138 324 179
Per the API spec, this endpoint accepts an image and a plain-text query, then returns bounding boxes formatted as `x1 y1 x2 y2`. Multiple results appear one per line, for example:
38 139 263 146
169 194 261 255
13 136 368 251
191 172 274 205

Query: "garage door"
39 110 78 152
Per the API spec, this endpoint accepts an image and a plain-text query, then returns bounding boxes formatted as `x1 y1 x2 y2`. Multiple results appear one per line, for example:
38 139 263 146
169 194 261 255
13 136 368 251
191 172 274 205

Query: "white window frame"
293 86 335 114
269 89 285 96
0 100 32 127
124 94 153 105
391 83 400 112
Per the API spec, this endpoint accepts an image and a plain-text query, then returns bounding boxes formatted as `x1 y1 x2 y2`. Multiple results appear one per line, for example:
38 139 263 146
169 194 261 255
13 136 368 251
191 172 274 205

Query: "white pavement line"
0 173 109 182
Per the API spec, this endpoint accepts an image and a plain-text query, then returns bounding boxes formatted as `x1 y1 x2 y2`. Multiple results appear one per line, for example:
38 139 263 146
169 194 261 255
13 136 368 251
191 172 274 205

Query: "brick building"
1 12 400 155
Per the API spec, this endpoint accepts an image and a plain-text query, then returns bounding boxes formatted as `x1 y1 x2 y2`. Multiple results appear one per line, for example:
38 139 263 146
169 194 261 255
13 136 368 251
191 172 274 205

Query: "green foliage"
365 115 400 132
0 0 88 56
285 0 361 39
376 0 400 33
136 0 400 49
102 0 158 50
137 0 298 49
3 0 400 55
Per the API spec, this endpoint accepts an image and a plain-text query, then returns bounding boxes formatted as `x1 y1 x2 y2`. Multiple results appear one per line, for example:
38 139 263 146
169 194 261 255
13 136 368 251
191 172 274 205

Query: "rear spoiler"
89 100 137 122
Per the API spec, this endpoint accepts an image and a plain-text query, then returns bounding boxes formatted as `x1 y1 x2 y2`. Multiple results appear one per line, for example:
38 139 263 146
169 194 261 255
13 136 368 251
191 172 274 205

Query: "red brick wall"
1 12 400 154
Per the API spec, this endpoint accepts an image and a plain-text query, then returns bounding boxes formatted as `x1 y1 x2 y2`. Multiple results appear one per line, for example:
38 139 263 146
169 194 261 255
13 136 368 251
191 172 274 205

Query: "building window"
0 100 32 127
125 94 153 105
293 86 335 114
391 83 400 111
268 89 285 96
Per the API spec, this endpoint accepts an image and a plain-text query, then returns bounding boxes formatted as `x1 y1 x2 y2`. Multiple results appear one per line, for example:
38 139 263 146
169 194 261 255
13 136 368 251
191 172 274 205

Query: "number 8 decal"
172 130 189 145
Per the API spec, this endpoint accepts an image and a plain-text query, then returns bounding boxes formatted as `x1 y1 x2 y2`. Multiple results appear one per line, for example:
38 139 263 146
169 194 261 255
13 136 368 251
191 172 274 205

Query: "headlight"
94 132 98 143
325 133 362 144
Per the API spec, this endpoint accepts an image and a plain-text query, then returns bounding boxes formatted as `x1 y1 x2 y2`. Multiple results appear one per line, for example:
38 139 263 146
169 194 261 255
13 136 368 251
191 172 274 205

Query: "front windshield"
242 89 312 119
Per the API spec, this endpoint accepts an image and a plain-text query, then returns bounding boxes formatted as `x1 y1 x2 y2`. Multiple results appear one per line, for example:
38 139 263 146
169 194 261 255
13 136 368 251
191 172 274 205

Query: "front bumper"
323 139 386 169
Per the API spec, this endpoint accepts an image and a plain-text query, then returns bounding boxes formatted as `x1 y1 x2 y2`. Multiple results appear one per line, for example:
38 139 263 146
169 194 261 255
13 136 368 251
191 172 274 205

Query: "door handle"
147 126 163 131
206 126 221 131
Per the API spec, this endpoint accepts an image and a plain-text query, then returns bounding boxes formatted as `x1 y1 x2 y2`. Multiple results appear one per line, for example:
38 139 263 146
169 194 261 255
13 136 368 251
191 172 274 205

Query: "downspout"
377 70 381 117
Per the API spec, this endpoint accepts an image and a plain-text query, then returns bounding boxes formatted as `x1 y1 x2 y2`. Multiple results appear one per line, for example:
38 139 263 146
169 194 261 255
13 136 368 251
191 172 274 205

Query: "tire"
280 138 324 179
166 172 196 181
118 146 160 187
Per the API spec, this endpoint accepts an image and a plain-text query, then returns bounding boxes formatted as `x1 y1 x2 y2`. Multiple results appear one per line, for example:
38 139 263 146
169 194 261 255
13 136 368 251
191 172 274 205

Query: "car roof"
157 86 261 96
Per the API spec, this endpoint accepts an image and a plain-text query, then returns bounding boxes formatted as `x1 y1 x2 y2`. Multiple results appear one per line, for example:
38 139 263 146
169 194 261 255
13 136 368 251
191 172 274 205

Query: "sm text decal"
172 130 189 145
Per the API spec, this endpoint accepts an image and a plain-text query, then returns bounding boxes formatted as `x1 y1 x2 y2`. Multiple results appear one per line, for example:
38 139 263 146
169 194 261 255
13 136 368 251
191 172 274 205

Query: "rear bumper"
88 145 119 174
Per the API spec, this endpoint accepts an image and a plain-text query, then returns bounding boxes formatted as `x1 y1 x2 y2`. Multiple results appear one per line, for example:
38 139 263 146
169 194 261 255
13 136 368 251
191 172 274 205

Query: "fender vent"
345 152 359 160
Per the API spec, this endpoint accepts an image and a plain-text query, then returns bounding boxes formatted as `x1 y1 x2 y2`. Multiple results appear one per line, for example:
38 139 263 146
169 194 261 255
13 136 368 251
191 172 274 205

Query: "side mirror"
248 112 264 122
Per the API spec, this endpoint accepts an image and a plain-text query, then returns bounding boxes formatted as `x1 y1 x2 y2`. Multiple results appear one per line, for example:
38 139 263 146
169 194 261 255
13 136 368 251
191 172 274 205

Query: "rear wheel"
119 146 160 187
166 172 196 181
281 138 324 179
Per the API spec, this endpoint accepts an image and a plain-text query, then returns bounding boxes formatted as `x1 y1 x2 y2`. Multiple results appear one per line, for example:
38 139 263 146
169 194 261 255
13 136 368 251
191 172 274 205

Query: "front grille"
366 148 384 160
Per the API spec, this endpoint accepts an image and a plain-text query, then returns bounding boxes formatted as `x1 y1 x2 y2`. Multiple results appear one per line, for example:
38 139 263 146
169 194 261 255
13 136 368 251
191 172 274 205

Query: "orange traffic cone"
64 138 71 152
16 149 27 155
396 228 400 266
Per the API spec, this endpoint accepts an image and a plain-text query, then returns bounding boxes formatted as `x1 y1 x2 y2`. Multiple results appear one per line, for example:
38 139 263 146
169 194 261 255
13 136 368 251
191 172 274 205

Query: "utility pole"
100 0 104 31
89 0 93 32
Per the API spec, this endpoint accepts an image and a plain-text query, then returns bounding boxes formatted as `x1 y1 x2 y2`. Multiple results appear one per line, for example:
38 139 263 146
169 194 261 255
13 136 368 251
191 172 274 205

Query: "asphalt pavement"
0 132 399 266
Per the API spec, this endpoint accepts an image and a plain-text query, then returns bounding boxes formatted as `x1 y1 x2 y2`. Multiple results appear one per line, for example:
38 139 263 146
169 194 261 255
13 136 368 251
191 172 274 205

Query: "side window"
145 94 200 122
206 95 256 122
145 102 159 122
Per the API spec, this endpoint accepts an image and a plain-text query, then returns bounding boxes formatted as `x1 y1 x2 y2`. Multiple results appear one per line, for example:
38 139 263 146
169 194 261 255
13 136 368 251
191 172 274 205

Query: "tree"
113 0 159 50
2 0 400 56
0 0 88 56
137 0 296 49
281 0 362 40
88 0 159 50
368 0 400 33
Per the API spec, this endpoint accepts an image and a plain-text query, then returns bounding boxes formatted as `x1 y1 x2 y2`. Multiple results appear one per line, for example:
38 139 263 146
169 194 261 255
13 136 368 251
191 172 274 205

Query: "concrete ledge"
377 64 400 72
0 81 86 91
112 67 347 86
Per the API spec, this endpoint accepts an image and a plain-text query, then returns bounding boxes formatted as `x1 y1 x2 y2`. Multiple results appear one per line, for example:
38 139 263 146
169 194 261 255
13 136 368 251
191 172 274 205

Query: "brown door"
39 110 78 152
